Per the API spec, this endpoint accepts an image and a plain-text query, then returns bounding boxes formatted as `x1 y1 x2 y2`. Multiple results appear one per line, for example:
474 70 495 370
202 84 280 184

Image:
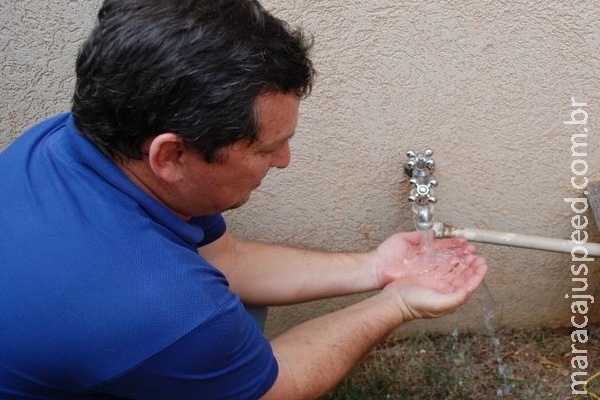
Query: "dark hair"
72 0 314 162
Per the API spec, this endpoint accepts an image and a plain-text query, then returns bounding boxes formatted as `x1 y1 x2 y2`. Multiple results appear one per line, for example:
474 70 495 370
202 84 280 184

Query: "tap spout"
414 204 433 230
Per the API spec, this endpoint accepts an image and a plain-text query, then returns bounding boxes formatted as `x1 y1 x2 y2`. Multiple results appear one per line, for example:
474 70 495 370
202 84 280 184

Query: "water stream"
479 281 515 396
414 230 514 396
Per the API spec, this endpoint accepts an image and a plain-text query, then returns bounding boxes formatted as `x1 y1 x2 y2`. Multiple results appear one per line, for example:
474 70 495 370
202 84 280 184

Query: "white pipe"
433 222 600 257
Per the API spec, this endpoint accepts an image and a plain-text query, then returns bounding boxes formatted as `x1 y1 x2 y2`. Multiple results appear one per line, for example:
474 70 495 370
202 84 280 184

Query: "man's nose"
272 142 291 169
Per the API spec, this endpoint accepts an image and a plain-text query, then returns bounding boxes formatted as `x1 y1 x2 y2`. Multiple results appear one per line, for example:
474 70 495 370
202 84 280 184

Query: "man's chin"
221 194 252 212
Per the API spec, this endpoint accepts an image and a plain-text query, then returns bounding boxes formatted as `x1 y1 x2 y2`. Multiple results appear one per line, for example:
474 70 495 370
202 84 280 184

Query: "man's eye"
259 145 279 154
258 149 274 155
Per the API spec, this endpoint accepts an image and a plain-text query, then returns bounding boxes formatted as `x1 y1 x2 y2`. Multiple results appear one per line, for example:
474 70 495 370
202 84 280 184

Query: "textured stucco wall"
2 1 599 337
0 1 101 148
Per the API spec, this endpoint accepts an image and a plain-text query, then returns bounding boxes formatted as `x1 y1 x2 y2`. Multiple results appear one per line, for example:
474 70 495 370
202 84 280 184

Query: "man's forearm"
262 250 487 399
262 291 405 399
199 233 379 306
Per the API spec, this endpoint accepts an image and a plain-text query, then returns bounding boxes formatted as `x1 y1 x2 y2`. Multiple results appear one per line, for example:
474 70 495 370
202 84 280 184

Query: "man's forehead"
255 93 300 143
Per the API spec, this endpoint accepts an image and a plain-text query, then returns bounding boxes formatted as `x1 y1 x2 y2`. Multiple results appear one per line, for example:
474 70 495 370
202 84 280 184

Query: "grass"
322 327 600 399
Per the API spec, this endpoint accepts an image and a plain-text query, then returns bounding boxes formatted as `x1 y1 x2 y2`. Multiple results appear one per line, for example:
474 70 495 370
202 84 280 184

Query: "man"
0 0 487 399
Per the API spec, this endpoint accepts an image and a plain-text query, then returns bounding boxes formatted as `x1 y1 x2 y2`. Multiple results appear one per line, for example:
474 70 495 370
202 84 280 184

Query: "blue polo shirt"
0 113 278 399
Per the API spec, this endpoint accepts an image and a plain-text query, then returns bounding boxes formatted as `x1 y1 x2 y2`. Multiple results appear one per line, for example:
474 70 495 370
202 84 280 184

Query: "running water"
409 230 462 275
479 281 515 396
447 323 468 388
414 230 513 396
417 229 435 268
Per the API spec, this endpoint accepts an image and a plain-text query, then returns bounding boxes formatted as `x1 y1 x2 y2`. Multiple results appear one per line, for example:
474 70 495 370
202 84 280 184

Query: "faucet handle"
422 149 435 172
409 178 437 190
408 193 437 203
405 149 435 174
406 150 417 159
425 159 435 172
408 179 437 203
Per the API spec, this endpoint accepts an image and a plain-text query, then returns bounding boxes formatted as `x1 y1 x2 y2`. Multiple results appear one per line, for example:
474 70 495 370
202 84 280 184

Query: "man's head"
72 0 314 163
139 91 301 217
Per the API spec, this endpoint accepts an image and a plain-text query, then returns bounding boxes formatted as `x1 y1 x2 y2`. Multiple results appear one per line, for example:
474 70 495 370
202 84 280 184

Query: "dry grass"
323 327 600 399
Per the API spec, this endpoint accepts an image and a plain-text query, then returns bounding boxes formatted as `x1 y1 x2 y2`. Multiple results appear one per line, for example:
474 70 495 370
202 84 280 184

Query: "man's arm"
262 252 487 399
200 228 486 399
199 230 475 306
198 232 378 306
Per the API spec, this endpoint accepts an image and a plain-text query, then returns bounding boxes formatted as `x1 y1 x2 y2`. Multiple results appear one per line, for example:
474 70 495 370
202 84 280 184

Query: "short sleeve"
190 214 227 247
90 298 278 400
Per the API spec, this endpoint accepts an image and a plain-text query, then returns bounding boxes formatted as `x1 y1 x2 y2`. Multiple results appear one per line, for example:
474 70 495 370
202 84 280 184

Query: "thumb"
402 229 434 246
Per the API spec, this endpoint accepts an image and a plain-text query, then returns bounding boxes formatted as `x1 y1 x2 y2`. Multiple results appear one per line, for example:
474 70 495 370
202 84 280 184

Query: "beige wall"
2 1 599 337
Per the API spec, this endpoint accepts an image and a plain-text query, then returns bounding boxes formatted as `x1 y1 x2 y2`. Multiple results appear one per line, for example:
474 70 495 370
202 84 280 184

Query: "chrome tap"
405 149 437 230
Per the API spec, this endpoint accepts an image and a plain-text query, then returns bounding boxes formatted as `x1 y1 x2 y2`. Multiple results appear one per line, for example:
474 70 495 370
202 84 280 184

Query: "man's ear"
146 133 187 183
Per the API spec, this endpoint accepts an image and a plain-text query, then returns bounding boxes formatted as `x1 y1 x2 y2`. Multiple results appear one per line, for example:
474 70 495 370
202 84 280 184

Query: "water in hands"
404 230 470 280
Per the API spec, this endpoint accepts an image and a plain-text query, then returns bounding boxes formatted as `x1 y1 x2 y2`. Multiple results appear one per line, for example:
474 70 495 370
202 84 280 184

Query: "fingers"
433 237 469 252
387 255 488 319
396 231 479 256
449 257 488 296
431 237 481 257
433 254 487 299
402 229 434 245
469 258 488 288
436 253 476 275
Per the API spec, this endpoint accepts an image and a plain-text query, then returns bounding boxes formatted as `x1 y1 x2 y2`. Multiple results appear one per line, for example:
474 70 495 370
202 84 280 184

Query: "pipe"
433 222 600 257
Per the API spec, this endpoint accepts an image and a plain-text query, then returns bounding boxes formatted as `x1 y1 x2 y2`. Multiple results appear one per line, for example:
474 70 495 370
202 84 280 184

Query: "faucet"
403 150 600 256
404 149 437 230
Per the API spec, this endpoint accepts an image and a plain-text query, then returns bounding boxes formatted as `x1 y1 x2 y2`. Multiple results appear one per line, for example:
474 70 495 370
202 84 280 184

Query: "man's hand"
380 233 487 321
264 234 486 400
372 230 477 287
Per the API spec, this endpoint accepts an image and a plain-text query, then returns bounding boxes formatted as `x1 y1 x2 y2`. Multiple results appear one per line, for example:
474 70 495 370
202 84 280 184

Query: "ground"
323 327 600 400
